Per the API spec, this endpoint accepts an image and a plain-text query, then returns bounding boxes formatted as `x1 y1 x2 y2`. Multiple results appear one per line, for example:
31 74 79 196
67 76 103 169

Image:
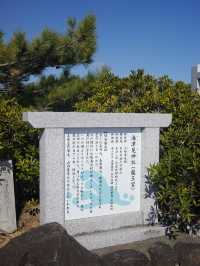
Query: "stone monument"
23 112 172 250
0 160 17 233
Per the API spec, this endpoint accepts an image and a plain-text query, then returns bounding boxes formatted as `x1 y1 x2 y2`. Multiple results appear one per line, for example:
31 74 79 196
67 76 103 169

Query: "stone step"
74 225 165 250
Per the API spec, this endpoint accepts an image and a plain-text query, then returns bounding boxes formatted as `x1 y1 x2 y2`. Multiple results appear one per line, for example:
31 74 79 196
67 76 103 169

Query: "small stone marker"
0 161 17 233
23 112 172 250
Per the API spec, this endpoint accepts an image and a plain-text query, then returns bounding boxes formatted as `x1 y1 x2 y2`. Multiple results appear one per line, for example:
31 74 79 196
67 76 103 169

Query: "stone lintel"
23 112 172 129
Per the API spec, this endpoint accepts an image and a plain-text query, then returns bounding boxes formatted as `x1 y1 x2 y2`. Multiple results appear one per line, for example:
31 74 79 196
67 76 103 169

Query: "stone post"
0 161 17 233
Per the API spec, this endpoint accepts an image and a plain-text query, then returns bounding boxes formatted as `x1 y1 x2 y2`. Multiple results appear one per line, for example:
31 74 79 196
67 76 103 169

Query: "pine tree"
0 15 96 96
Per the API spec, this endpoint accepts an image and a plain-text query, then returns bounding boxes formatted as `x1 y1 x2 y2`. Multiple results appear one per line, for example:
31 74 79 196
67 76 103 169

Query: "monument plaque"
64 128 141 220
23 112 172 250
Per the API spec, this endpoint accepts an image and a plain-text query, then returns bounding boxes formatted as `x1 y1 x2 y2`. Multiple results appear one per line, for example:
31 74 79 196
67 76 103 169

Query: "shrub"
76 70 200 232
0 97 39 216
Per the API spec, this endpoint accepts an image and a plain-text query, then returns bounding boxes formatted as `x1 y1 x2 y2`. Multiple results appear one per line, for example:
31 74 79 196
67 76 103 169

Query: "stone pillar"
191 64 200 93
141 127 160 224
0 161 17 233
40 128 65 225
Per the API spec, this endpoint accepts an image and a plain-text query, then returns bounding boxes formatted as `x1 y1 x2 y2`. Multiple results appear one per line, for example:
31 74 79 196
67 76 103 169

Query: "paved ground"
93 233 200 257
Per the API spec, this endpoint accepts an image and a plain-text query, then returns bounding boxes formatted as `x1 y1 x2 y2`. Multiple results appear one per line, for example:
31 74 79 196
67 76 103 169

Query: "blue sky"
1 0 200 82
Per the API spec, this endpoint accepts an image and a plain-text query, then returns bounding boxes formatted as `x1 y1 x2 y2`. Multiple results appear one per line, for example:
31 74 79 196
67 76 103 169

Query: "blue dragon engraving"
66 170 134 210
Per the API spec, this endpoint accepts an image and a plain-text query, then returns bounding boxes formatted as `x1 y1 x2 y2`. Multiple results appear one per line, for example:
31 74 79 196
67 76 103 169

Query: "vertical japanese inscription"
65 128 141 220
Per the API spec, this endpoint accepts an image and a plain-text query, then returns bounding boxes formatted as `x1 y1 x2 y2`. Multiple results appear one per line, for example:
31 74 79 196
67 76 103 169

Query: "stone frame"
23 112 172 249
